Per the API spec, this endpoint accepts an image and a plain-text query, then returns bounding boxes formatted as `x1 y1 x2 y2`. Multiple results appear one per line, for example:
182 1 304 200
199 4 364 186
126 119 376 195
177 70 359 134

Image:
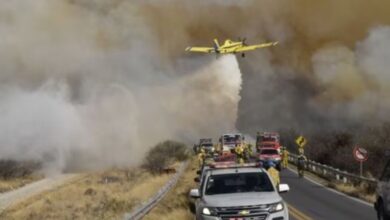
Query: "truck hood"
202 192 281 207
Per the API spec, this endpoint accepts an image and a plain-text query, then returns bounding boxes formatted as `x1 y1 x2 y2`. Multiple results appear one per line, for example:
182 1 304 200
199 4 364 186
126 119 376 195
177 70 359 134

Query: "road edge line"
287 203 313 220
286 167 374 207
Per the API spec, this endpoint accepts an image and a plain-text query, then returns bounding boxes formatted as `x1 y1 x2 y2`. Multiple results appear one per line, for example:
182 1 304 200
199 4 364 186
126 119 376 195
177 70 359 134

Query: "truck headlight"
269 202 284 213
202 207 217 216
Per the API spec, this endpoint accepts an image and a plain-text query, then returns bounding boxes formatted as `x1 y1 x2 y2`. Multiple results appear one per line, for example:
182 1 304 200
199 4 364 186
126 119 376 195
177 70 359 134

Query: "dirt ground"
1 167 175 220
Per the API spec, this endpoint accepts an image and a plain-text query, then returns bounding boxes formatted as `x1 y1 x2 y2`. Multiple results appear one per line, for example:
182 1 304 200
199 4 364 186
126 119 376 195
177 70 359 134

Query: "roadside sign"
353 146 368 177
353 146 368 162
295 136 307 148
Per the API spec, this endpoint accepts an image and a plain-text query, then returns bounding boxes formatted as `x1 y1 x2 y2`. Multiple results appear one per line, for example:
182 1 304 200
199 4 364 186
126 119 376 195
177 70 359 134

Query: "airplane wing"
185 46 215 53
234 42 278 52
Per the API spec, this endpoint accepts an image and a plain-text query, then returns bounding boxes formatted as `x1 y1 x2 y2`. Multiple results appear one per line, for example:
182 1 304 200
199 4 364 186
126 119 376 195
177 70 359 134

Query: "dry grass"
143 158 198 220
0 160 42 193
330 182 375 203
1 167 177 220
0 174 43 193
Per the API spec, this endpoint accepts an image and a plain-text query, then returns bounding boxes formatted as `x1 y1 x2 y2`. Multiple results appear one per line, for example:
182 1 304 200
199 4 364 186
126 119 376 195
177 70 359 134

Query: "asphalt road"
280 169 377 220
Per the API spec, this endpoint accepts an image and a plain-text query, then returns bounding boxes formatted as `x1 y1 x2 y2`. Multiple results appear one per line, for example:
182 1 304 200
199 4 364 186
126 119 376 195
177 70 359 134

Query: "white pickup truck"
190 163 290 220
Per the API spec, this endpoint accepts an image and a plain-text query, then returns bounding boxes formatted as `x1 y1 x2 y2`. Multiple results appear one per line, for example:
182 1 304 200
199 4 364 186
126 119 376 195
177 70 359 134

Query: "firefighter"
297 153 307 178
243 143 253 161
265 160 280 186
248 144 253 156
235 144 245 164
281 147 289 169
214 143 220 155
198 147 206 167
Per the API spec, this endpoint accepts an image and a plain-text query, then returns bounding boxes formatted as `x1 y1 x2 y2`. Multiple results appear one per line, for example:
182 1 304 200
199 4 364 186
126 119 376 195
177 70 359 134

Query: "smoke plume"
137 0 390 133
1 0 390 172
0 0 242 173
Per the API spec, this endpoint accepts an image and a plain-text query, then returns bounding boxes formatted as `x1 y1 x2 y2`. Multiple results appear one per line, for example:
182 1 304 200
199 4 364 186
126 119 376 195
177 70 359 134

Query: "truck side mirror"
189 189 200 198
278 184 290 193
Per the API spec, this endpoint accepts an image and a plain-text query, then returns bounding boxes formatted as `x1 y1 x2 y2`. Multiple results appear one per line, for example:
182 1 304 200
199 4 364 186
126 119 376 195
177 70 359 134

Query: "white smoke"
0 1 243 173
2 0 389 173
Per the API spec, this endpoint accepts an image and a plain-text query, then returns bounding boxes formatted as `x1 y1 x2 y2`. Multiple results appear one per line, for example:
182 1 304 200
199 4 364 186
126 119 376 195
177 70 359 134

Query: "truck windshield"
261 149 278 155
259 137 277 142
223 135 240 143
205 172 274 195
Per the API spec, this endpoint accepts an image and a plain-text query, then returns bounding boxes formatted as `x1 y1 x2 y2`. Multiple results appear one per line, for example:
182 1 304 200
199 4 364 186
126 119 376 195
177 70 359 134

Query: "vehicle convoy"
258 148 282 171
219 133 245 154
190 163 290 220
375 159 390 220
256 132 281 152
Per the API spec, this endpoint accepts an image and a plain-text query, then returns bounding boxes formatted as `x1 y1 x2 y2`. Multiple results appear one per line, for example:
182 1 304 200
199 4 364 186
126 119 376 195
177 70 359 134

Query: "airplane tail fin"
213 38 220 49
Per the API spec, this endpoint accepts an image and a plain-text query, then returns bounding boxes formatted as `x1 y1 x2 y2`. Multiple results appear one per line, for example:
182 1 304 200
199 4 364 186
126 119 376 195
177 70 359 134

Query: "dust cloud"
1 0 390 172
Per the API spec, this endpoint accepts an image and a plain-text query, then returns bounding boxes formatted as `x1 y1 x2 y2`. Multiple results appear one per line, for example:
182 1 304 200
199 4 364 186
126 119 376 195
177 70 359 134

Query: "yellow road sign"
295 136 307 148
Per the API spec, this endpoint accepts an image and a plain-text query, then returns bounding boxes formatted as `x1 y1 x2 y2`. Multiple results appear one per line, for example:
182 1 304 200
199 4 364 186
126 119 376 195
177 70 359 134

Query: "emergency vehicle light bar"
209 162 261 169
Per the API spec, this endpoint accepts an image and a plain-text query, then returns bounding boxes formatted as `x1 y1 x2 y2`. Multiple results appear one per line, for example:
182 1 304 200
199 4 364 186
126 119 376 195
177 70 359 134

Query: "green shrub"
143 140 190 173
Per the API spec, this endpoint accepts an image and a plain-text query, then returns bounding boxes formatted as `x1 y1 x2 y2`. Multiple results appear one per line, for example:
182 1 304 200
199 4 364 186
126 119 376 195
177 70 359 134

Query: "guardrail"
123 161 189 220
288 153 377 187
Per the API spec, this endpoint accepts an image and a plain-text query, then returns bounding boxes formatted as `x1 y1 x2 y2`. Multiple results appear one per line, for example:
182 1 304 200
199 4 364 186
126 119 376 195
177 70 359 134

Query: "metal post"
360 161 363 177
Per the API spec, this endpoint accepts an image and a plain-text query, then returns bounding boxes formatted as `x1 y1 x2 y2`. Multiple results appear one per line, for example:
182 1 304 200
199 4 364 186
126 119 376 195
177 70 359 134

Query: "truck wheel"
378 201 390 220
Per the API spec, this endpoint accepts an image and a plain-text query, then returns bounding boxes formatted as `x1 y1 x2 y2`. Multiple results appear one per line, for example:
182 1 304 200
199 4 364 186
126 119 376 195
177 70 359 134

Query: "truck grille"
216 205 269 220
220 215 267 220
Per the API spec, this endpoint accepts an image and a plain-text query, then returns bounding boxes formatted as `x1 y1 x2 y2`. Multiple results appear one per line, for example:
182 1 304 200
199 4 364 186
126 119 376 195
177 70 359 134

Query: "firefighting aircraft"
185 38 278 57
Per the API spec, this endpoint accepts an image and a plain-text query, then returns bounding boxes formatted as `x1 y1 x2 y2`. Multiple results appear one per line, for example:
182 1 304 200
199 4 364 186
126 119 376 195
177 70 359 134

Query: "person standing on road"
281 147 289 169
244 144 253 161
297 153 307 178
235 144 245 164
198 147 206 167
265 160 280 186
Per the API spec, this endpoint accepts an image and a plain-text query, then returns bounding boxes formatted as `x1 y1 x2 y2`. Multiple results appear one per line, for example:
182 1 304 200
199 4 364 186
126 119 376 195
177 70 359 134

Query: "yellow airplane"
185 38 278 57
